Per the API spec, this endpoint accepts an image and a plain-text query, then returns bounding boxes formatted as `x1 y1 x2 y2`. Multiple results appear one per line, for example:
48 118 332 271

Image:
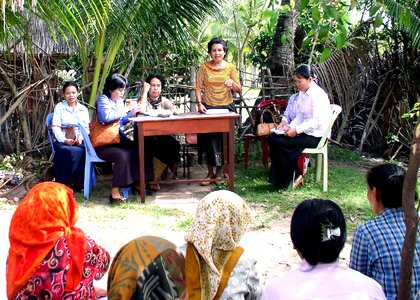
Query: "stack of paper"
205 109 230 115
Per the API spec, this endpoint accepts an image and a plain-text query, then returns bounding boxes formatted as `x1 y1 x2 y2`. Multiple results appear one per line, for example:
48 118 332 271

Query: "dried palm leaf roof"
1 5 77 56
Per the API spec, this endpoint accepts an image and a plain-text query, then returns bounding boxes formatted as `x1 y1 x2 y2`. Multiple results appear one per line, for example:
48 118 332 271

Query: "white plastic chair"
302 104 342 192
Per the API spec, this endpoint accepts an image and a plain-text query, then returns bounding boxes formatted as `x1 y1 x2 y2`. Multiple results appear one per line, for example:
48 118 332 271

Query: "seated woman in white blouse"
268 64 331 189
51 81 89 191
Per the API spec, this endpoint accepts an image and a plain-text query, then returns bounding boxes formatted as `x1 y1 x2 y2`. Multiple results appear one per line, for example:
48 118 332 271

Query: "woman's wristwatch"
197 100 202 105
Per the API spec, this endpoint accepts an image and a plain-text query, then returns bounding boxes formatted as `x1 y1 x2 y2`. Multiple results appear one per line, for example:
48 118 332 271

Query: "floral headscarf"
185 190 251 299
6 182 86 299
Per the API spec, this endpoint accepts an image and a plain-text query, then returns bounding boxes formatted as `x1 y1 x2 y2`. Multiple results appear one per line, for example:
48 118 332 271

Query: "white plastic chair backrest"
313 104 342 150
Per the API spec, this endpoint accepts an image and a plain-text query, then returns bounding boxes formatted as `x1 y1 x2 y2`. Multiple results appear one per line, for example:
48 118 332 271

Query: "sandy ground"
0 167 352 298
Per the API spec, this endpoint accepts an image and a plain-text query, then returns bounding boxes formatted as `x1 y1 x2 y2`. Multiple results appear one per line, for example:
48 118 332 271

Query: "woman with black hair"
263 199 385 299
268 64 331 189
95 73 153 204
138 74 181 188
350 163 420 299
51 81 89 191
195 37 241 185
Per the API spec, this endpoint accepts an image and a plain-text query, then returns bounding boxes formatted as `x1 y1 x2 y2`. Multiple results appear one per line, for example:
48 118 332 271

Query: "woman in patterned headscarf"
107 236 186 299
182 190 262 300
6 182 110 299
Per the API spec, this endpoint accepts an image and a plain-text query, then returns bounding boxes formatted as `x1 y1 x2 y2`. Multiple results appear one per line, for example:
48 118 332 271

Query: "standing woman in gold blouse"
195 37 241 184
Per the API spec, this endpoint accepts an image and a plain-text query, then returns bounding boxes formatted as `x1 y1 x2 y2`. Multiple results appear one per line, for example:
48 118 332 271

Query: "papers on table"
128 109 174 122
205 109 230 115
270 128 285 135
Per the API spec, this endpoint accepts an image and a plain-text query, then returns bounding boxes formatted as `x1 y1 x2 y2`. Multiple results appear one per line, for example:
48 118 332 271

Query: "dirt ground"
0 165 354 298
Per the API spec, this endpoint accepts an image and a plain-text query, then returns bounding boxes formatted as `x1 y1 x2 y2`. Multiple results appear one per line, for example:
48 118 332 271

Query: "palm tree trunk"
268 0 297 79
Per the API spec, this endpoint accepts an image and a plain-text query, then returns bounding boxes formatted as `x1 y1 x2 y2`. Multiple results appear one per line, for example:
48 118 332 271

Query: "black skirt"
268 133 320 188
197 103 235 166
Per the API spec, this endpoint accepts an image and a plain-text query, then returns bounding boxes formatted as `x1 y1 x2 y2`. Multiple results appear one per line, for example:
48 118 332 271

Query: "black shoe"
109 194 126 205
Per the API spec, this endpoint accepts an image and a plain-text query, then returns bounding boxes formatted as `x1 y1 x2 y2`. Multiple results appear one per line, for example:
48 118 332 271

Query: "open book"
270 128 285 135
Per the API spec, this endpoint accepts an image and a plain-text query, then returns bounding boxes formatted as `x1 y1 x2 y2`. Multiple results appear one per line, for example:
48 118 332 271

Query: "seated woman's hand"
131 105 144 116
284 128 297 138
64 138 76 146
277 121 289 131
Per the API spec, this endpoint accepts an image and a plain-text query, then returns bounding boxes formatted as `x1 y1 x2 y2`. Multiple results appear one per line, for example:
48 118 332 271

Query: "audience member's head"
291 199 346 266
366 163 411 210
107 236 186 299
7 182 86 298
185 190 251 255
185 190 251 299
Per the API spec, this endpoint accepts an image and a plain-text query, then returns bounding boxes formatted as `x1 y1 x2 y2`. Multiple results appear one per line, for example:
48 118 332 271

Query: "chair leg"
260 136 269 167
244 137 251 170
83 162 91 199
315 153 322 182
323 150 328 192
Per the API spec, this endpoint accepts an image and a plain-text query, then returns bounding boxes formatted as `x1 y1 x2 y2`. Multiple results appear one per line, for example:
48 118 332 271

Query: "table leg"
228 119 235 191
137 123 146 203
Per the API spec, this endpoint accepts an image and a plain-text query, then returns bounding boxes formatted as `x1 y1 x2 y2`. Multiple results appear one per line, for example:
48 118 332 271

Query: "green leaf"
312 7 321 22
300 0 310 10
369 5 380 16
336 33 346 51
320 48 332 62
307 29 315 37
318 24 330 39
324 6 338 19
374 14 383 27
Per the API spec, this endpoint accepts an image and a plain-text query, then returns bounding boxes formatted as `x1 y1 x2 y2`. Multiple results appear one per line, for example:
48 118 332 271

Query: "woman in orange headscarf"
6 182 110 300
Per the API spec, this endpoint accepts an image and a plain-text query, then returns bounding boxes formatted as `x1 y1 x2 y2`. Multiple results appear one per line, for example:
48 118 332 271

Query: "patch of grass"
234 145 376 232
329 144 363 162
176 215 194 230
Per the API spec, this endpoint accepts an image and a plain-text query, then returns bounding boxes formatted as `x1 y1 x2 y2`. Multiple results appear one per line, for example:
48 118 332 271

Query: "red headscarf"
6 182 87 299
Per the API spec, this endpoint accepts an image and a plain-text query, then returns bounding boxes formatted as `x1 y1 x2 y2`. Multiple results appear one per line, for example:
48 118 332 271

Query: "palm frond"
378 0 420 48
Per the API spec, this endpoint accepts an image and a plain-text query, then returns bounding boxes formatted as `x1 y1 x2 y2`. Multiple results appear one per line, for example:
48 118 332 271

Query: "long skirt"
268 133 320 188
96 143 153 188
197 103 235 167
53 141 85 185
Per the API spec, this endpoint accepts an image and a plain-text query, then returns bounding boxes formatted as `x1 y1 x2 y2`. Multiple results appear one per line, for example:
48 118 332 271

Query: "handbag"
256 109 278 136
64 126 77 140
89 113 120 147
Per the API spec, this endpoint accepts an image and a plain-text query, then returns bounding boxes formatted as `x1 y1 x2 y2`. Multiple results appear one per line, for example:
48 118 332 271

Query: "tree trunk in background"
265 0 297 100
268 0 297 80
398 115 420 299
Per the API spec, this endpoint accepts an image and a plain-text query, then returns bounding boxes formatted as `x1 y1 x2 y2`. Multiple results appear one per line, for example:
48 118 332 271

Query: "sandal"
200 177 212 186
293 175 304 190
146 181 160 191
109 194 126 205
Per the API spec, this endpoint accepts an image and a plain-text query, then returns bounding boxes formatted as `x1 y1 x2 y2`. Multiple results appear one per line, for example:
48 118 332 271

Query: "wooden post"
189 66 196 112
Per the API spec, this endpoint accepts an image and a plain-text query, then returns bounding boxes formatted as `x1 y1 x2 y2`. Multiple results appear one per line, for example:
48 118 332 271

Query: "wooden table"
134 112 240 203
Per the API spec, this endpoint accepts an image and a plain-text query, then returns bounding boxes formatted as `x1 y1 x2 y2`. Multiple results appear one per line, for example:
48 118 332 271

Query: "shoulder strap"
260 108 275 124
213 247 244 300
